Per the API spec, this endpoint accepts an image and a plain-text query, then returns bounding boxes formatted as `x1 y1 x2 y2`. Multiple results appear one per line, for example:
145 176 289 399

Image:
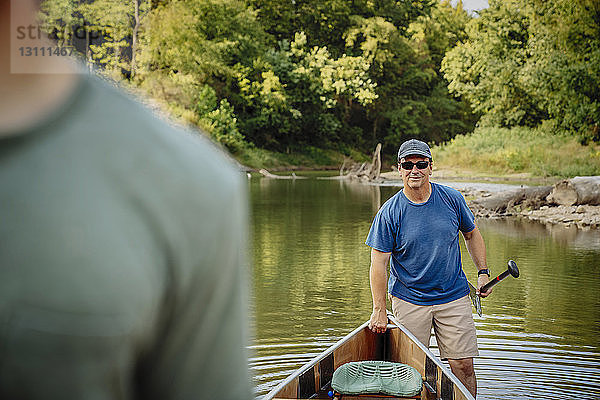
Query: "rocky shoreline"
466 177 600 229
466 188 600 229
521 205 600 229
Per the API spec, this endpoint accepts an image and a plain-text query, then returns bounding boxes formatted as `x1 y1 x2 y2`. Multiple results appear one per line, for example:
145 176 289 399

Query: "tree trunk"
63 25 70 47
130 0 141 79
368 143 382 180
340 144 382 182
339 159 347 176
86 28 91 71
546 176 600 206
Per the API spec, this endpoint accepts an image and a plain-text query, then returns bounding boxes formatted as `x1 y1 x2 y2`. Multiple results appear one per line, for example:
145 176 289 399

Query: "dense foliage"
442 0 600 142
40 0 600 157
40 0 476 155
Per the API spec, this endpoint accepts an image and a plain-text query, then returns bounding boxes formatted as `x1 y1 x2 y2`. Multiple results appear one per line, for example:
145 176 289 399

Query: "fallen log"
471 186 553 213
258 169 306 179
546 176 600 206
520 186 555 209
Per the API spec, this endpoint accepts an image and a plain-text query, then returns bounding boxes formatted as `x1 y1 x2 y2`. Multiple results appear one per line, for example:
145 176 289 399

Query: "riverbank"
144 90 600 229
236 126 600 176
433 127 600 178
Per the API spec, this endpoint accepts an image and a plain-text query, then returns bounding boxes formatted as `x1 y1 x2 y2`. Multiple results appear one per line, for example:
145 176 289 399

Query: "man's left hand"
477 275 492 298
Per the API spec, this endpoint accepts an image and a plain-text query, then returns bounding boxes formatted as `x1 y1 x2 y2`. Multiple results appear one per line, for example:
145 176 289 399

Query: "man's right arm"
369 248 391 334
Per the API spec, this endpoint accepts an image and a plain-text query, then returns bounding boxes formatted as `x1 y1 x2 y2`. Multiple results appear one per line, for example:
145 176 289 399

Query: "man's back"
0 75 252 399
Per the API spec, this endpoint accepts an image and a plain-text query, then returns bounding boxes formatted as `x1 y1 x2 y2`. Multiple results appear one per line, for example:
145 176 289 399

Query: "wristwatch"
478 268 490 276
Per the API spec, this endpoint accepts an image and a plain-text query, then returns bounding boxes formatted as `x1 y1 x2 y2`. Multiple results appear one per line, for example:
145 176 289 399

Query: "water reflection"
479 218 600 250
250 178 600 399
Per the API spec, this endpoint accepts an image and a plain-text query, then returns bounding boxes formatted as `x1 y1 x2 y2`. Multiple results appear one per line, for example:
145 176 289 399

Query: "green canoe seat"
331 361 423 397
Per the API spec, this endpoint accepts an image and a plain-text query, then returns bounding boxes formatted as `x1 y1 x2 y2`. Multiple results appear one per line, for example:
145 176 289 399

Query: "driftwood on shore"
468 176 600 228
471 186 553 214
341 143 382 182
258 169 306 179
472 177 600 214
546 176 600 206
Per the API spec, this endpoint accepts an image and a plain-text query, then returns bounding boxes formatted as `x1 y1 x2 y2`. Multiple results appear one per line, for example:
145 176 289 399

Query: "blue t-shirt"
365 182 476 305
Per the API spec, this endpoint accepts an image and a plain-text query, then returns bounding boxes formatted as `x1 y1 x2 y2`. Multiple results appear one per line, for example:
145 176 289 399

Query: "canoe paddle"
481 260 520 293
468 260 520 316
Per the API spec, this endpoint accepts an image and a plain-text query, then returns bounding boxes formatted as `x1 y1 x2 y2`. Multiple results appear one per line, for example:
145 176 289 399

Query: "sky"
450 0 489 14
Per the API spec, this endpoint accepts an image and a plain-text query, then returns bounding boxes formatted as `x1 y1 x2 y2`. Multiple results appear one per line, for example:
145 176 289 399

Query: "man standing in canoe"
366 139 491 397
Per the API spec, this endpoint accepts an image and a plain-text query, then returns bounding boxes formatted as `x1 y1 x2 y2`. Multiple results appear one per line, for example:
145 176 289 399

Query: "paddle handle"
481 260 519 293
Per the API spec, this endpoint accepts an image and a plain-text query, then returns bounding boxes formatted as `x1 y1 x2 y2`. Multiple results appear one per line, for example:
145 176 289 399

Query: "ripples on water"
250 178 600 399
476 317 600 399
250 338 335 395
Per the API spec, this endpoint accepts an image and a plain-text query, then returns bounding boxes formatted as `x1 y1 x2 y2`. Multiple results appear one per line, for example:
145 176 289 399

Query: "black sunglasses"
400 161 430 170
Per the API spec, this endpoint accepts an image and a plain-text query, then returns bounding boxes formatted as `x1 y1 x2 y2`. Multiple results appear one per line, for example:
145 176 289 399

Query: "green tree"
525 0 600 140
139 0 266 83
80 0 150 76
197 85 247 152
404 0 477 144
247 0 435 56
40 0 151 78
342 1 474 152
136 0 268 146
39 0 83 48
237 32 377 150
442 0 546 128
246 0 370 56
442 0 600 139
409 0 470 73
40 0 482 156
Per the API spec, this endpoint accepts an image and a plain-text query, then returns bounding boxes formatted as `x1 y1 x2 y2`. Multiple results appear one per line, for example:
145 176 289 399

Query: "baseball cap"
397 139 432 161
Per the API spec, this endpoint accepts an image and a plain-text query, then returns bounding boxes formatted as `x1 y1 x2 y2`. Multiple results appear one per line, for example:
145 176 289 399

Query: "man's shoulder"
432 182 466 202
380 190 405 212
432 182 461 195
84 75 243 193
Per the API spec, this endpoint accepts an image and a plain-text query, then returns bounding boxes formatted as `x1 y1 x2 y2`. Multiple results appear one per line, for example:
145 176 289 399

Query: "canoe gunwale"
262 315 475 400
263 321 371 399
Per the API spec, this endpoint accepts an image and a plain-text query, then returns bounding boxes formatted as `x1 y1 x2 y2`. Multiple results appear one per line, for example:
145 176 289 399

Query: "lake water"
249 176 600 399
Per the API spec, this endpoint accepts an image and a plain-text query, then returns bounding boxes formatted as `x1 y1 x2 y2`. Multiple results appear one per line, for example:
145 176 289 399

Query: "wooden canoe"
263 313 475 400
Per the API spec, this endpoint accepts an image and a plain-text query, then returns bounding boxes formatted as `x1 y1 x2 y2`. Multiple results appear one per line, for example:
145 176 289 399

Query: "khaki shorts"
391 295 479 360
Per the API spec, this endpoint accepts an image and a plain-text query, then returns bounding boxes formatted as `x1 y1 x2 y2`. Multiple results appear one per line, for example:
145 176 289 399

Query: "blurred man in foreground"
0 1 253 398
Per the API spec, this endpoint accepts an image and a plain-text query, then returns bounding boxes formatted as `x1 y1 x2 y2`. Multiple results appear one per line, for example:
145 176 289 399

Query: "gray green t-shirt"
0 75 252 399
